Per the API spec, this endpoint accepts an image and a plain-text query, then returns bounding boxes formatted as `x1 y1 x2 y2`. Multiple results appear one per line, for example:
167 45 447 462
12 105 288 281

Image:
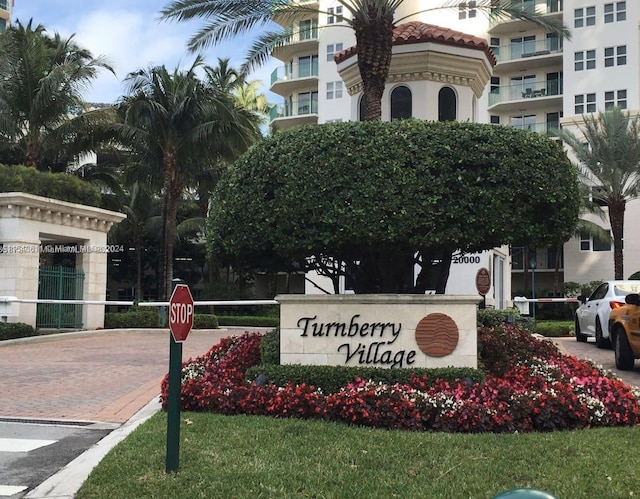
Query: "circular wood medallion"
415 313 459 357
476 267 491 296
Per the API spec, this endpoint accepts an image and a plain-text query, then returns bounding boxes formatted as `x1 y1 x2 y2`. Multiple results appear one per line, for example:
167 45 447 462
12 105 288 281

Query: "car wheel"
595 319 611 349
575 318 588 343
614 327 634 371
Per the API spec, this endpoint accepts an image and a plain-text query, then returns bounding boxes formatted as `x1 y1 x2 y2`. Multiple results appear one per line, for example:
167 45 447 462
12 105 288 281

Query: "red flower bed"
160 328 640 432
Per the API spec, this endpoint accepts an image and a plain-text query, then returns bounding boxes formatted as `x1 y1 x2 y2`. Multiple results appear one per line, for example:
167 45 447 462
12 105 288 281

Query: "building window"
510 115 536 131
326 43 343 62
390 85 412 121
511 35 536 58
511 74 536 99
327 6 344 24
490 115 500 124
575 93 596 114
547 0 562 14
438 87 456 122
580 231 611 252
298 91 318 115
546 33 561 52
546 112 561 132
604 2 626 23
604 45 626 67
459 0 477 19
358 95 365 121
490 76 500 94
490 37 500 58
299 20 318 40
298 55 318 77
605 89 627 110
574 50 596 71
326 81 343 100
575 6 596 28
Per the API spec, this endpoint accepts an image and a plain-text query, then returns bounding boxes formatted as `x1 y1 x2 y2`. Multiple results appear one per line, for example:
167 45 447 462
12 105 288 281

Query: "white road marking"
0 484 28 495
0 438 56 453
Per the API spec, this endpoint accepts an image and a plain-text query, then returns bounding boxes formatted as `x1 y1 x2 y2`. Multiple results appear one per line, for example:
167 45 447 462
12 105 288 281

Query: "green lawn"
77 412 640 499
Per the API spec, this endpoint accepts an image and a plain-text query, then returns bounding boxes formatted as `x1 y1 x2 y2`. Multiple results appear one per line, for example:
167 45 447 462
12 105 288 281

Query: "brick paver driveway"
0 329 248 423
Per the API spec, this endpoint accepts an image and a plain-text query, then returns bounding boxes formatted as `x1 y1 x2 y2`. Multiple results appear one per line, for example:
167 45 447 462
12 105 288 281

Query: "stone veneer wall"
0 193 126 329
277 294 481 369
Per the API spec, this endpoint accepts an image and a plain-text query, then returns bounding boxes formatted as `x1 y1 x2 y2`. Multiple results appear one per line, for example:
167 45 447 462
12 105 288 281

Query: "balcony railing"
504 121 560 135
491 0 562 16
270 62 319 86
493 38 562 63
270 98 319 121
489 79 562 106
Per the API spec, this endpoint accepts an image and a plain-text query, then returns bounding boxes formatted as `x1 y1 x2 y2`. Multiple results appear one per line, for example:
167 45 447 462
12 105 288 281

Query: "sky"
12 0 281 105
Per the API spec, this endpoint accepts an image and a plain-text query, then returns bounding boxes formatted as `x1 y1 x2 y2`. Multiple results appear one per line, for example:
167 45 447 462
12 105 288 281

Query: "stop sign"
169 284 194 342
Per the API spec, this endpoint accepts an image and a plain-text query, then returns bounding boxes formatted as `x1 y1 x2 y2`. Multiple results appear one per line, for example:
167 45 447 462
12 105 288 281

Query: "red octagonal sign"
169 284 194 342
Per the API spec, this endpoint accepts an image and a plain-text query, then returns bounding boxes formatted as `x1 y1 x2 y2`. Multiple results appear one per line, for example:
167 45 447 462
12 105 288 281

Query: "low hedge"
194 314 219 329
245 363 484 395
259 329 280 365
217 315 279 327
104 309 219 329
104 311 159 329
0 164 102 207
477 308 535 331
534 320 574 337
0 322 36 340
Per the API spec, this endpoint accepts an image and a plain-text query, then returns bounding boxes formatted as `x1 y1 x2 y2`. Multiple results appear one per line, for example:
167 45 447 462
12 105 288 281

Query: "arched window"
358 94 365 121
391 85 412 120
438 87 457 121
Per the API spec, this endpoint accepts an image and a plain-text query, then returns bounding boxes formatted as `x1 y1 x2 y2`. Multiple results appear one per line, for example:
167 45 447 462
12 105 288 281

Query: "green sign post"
165 279 194 473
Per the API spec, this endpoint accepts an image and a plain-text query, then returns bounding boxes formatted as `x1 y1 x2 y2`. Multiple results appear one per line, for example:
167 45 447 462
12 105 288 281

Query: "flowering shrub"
160 326 640 433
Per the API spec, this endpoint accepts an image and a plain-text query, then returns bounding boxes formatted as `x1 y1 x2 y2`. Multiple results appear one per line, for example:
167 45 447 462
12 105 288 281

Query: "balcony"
489 1 563 35
270 61 319 96
270 97 319 130
503 120 560 136
488 79 562 113
493 38 562 72
271 23 319 62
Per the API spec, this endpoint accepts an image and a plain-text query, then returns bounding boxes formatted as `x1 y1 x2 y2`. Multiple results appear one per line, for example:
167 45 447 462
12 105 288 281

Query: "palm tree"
113 57 261 298
0 19 115 168
160 0 569 121
557 107 640 280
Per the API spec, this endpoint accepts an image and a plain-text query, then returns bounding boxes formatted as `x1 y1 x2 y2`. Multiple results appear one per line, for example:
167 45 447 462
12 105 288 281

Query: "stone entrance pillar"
0 193 126 329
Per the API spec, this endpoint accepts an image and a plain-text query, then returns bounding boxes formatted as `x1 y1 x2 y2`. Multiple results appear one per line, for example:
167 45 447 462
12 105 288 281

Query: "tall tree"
160 0 569 121
0 19 115 168
113 57 261 298
557 107 640 280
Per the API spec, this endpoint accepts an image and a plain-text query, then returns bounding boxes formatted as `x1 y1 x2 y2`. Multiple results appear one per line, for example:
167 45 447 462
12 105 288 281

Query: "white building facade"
269 0 640 303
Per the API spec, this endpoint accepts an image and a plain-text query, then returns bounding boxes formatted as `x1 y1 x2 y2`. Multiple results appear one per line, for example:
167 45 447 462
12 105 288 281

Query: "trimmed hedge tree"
209 120 580 293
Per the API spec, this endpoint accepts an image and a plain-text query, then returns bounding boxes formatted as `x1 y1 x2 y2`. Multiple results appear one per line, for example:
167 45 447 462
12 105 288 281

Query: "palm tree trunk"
158 176 171 300
166 192 180 298
134 231 143 302
609 199 626 280
354 12 394 121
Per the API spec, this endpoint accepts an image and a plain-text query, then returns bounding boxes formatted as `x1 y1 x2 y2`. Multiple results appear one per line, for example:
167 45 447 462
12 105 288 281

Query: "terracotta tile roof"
334 21 496 66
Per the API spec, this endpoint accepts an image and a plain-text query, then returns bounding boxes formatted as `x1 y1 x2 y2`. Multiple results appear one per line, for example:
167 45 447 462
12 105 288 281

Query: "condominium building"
0 0 13 31
268 0 640 303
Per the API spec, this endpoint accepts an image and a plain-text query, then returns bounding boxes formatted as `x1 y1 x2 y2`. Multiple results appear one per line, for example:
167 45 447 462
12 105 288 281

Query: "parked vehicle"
608 293 640 370
574 280 640 348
